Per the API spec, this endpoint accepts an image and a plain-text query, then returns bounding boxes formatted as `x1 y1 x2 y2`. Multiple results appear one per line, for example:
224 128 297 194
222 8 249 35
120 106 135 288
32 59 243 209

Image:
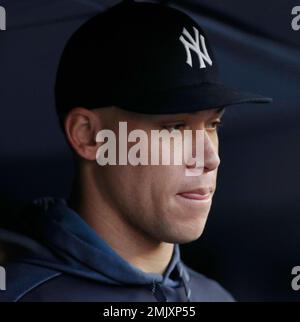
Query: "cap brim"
120 82 273 114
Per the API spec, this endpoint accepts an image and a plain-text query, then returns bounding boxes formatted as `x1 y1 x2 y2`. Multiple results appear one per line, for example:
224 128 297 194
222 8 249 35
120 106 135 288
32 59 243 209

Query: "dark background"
0 0 299 301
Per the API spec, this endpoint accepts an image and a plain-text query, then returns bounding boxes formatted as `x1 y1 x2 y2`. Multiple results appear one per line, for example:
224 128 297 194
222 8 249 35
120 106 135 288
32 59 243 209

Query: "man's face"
92 106 224 244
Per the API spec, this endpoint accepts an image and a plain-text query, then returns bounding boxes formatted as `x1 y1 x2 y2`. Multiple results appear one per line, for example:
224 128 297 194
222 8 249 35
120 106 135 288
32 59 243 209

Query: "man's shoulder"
0 260 61 302
182 263 235 302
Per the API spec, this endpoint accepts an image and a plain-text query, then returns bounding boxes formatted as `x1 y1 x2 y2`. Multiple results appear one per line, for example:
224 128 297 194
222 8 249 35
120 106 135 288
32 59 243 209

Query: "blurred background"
0 0 299 301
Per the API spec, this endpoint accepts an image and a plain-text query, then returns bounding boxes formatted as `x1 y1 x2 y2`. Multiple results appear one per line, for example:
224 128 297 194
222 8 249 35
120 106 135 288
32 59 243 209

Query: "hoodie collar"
34 197 183 288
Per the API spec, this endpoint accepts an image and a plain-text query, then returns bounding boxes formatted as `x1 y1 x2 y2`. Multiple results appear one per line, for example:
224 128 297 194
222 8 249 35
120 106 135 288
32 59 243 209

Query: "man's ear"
64 107 101 161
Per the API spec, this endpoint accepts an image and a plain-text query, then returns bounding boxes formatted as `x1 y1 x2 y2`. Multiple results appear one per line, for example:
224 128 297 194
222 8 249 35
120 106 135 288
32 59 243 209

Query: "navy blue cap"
55 0 272 117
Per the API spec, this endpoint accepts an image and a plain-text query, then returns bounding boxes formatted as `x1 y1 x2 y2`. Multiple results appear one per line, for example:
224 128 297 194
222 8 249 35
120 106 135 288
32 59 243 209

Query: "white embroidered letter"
179 26 212 68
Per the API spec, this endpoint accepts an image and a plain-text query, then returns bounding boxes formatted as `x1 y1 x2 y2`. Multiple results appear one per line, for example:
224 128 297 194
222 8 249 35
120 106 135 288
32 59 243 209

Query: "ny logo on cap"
179 26 212 69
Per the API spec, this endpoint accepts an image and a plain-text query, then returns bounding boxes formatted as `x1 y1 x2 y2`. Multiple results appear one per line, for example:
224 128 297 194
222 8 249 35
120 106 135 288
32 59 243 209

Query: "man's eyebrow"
215 107 226 117
190 107 226 116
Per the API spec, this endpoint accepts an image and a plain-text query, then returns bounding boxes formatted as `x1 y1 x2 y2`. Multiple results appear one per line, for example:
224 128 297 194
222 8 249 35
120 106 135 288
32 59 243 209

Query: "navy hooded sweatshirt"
0 197 234 302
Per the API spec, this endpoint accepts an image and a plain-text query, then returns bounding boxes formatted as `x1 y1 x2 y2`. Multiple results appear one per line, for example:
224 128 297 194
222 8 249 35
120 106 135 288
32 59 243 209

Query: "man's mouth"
177 187 212 201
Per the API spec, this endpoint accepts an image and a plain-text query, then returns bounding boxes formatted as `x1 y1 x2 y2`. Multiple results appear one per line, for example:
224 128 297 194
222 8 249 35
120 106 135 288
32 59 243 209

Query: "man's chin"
161 220 208 244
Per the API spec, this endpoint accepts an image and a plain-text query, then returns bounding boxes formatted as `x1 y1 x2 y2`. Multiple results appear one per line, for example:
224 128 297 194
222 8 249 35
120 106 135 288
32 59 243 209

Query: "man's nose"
185 131 220 173
203 132 220 172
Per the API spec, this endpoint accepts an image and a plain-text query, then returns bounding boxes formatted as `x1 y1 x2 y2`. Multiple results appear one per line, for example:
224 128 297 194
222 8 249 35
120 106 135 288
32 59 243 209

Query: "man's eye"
207 121 223 130
162 123 186 131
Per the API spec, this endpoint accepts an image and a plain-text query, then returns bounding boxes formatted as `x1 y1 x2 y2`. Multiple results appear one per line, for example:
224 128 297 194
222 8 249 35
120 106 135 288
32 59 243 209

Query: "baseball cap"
55 0 272 117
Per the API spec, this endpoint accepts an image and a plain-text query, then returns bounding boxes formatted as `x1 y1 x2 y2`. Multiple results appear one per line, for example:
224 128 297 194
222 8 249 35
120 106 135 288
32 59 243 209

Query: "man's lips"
177 188 212 201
